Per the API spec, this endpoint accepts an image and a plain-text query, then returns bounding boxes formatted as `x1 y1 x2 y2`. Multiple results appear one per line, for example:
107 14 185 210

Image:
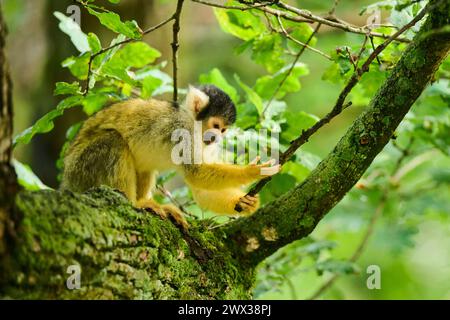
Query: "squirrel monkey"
61 85 279 229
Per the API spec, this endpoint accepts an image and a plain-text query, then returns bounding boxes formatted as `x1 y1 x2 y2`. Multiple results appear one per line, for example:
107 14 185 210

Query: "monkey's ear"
185 85 209 114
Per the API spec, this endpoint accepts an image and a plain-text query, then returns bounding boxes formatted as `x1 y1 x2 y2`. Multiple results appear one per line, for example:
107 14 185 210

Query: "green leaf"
295 150 321 171
285 22 317 51
54 81 81 96
56 122 84 181
135 68 173 96
82 92 111 115
261 173 297 203
235 102 258 129
315 259 360 276
377 222 418 253
260 100 287 131
12 160 50 191
88 34 127 88
113 42 161 68
87 32 102 53
108 0 121 3
199 68 239 104
255 63 309 100
62 53 90 80
251 33 284 73
86 6 142 39
141 76 163 99
100 42 161 84
54 12 90 53
323 46 355 84
281 161 310 182
14 96 83 146
281 111 319 142
213 7 266 41
157 171 177 185
322 63 341 83
299 240 337 255
234 74 263 115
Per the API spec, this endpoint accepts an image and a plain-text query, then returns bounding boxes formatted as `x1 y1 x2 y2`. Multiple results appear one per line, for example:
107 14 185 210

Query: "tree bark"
0 2 19 258
0 1 449 299
224 1 450 267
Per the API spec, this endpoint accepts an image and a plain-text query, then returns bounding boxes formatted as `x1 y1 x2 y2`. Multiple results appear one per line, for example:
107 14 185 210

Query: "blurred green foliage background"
3 0 449 299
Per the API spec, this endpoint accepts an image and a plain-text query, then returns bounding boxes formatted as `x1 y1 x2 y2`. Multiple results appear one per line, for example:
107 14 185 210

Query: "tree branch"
171 0 185 103
308 135 415 299
236 3 432 207
191 0 410 43
276 1 411 43
261 0 338 118
1 0 449 300
0 2 19 256
225 0 450 266
0 187 254 299
84 16 174 96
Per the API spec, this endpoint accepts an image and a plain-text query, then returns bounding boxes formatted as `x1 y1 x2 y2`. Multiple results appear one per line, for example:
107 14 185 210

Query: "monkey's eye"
221 128 226 133
213 124 220 129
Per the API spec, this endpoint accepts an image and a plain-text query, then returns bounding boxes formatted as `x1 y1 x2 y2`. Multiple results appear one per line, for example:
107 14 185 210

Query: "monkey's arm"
191 187 259 215
183 162 278 190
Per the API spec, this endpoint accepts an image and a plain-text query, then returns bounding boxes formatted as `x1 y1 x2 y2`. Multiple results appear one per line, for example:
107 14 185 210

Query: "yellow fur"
61 94 275 225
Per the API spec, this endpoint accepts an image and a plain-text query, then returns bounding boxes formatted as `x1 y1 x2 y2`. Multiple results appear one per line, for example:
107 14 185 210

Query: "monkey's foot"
161 204 189 231
236 194 260 215
138 200 189 231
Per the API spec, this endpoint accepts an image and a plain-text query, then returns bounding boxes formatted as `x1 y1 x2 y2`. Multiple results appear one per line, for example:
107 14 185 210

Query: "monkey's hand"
247 157 280 179
138 199 189 231
236 194 260 215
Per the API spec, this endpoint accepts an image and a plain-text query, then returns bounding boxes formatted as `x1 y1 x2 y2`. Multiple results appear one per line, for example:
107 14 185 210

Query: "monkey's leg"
191 187 260 216
62 129 137 201
136 171 156 201
137 198 189 230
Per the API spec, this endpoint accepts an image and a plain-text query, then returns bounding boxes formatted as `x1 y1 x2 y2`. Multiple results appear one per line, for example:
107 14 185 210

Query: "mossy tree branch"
224 0 450 267
1 187 254 299
0 2 19 257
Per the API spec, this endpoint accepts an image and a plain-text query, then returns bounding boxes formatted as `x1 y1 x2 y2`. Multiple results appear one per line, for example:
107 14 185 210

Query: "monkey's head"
185 84 236 144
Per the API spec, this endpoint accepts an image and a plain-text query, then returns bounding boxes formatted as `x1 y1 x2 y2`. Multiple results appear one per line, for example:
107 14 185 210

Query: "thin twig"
207 217 235 230
284 275 299 300
260 18 323 117
346 34 369 72
235 3 431 209
392 137 415 174
83 16 174 96
356 34 370 65
277 15 332 60
369 36 382 65
191 0 410 43
171 0 185 103
192 0 278 10
345 47 358 70
276 1 410 43
156 185 197 218
260 0 338 117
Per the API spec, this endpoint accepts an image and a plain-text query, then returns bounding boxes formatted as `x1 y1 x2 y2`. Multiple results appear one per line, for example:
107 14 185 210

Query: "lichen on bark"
0 187 254 299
